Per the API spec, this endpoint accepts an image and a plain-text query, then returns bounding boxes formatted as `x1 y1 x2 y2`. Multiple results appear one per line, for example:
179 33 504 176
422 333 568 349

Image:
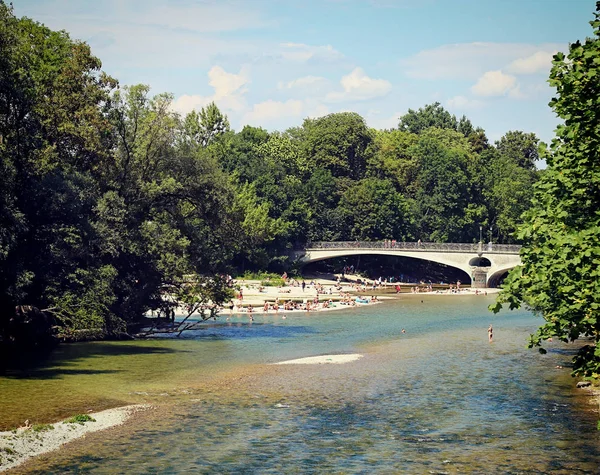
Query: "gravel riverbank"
0 404 151 473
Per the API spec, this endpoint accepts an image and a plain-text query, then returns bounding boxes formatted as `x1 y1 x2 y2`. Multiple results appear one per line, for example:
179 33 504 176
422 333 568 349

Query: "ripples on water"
5 295 600 473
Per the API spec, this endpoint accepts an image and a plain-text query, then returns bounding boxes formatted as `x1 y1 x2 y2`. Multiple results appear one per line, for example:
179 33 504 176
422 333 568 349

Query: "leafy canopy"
491 3 600 378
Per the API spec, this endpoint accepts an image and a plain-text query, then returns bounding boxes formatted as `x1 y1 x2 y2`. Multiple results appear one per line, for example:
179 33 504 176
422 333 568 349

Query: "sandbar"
273 354 363 365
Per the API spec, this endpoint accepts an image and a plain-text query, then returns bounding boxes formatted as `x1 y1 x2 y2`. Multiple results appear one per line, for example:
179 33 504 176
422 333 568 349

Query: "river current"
2 294 599 473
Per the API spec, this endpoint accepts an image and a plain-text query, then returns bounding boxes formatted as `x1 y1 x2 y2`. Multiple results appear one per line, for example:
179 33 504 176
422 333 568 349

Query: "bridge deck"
306 241 521 255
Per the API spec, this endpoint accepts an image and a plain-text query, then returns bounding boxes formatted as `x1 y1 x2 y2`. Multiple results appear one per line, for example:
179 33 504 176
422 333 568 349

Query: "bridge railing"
305 241 521 254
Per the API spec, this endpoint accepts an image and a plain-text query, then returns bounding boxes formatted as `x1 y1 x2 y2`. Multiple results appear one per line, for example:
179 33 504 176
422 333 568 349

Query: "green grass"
65 414 96 424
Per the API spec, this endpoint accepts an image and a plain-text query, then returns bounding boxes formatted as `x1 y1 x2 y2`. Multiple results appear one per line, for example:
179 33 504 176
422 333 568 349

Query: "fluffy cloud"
243 99 304 123
325 67 392 102
471 70 519 97
446 95 485 109
402 42 564 80
365 110 401 130
172 66 250 115
279 43 345 63
242 99 329 127
507 50 556 75
278 75 329 90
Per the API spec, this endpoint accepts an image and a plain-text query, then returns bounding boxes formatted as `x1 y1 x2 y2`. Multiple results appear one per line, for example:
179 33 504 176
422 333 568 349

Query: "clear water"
2 295 599 473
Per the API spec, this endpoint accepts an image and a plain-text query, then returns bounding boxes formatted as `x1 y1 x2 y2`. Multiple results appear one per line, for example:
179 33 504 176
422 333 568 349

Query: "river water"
2 295 599 473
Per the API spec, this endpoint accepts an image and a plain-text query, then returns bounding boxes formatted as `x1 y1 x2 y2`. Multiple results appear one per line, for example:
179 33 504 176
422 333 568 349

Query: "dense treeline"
0 3 539 344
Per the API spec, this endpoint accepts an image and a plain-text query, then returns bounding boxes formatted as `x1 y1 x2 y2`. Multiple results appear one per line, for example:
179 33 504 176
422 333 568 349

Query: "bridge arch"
299 249 474 279
487 267 515 288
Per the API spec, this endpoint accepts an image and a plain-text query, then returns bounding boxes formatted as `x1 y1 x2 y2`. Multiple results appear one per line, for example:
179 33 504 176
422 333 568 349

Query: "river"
2 294 599 473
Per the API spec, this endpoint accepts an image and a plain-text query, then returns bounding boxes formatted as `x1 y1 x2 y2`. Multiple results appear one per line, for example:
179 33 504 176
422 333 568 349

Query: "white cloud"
446 95 485 109
507 50 556 75
278 76 329 90
243 99 305 123
507 85 526 99
208 65 250 103
471 70 518 97
279 43 344 63
325 67 392 102
402 42 564 80
308 104 330 119
134 2 271 33
365 110 400 130
172 66 250 115
241 99 330 128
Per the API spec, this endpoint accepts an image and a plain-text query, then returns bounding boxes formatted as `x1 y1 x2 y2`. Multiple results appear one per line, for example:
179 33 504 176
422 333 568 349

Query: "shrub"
65 414 96 424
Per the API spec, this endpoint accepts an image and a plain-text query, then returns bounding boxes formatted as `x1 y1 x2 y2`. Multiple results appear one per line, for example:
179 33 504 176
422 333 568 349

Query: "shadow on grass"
0 342 187 379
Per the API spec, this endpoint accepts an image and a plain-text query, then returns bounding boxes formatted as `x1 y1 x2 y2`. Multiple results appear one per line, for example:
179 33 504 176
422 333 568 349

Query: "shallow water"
2 295 600 473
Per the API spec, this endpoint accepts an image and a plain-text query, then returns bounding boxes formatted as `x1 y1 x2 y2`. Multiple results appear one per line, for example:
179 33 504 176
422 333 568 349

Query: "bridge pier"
471 267 489 288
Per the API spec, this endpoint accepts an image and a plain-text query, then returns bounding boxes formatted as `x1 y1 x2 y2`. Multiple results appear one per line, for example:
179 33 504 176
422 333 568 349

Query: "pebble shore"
0 405 151 473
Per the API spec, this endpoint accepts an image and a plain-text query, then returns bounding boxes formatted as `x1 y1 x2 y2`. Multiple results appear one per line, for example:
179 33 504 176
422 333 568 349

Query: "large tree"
491 3 600 377
495 130 540 170
398 102 458 134
0 4 119 339
302 112 372 180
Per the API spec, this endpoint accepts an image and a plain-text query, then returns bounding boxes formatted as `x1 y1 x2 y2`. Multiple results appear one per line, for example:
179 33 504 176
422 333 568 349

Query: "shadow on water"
150 322 318 341
0 343 187 379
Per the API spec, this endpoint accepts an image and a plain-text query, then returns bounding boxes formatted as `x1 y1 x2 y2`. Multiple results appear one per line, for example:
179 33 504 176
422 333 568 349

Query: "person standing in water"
488 324 493 342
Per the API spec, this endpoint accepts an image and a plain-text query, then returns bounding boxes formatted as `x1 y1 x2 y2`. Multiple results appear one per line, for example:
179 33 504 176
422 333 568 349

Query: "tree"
410 135 476 242
491 3 600 378
180 102 230 149
302 112 372 180
495 130 540 170
483 149 538 243
398 102 458 134
338 178 412 240
367 129 419 193
0 4 119 342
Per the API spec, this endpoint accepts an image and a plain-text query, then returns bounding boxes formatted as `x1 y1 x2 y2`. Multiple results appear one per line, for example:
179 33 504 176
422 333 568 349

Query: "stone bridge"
294 241 522 288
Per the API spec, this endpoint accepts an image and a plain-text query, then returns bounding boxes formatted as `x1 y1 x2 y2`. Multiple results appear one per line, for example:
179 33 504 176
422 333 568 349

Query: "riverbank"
220 274 496 316
0 405 151 473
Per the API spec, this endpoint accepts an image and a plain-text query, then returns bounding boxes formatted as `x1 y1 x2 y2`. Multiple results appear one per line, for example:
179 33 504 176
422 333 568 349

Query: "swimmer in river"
401 328 406 334
488 324 493 342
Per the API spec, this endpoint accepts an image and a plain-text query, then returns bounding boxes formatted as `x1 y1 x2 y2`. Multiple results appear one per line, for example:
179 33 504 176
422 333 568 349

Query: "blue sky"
14 0 598 144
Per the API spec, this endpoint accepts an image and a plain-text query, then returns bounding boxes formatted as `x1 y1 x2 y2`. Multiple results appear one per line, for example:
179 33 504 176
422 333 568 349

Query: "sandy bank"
273 354 363 365
0 404 151 473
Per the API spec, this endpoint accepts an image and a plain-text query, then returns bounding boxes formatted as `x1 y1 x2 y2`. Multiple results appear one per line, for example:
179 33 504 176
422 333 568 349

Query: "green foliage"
410 135 476 242
238 271 285 287
367 129 419 192
66 414 96 424
491 4 600 377
398 102 458 134
495 130 540 170
339 178 412 240
32 423 54 432
0 2 548 345
484 149 538 242
302 112 373 180
181 102 230 148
